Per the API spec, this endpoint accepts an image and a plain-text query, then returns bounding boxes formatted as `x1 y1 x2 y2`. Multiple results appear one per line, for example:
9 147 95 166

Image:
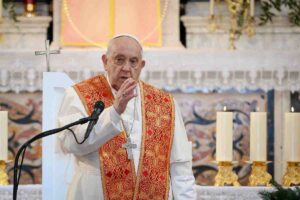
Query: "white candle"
250 0 255 17
250 112 267 161
284 111 300 161
291 107 295 112
0 111 8 161
216 112 233 161
210 0 215 16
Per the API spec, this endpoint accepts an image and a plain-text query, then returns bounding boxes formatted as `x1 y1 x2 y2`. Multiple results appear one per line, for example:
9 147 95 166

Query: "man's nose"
122 61 131 71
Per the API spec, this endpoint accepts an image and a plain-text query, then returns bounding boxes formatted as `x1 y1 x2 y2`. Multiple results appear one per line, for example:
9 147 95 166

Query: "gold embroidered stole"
73 75 175 200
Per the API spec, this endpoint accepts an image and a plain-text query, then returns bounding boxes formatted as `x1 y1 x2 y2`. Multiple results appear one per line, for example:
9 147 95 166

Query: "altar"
0 185 41 200
0 185 275 200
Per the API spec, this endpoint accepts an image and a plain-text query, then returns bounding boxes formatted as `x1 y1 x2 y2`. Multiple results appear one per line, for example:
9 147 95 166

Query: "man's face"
102 37 145 91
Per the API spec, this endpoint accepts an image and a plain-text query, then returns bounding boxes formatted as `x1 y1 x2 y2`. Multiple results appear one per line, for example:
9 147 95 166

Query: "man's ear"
141 60 145 68
102 54 108 70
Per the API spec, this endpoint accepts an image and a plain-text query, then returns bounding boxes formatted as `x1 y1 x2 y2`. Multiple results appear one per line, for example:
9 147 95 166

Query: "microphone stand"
12 116 95 200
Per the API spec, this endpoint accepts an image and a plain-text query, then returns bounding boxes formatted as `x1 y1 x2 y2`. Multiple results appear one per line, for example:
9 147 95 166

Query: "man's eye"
115 58 125 64
130 59 138 65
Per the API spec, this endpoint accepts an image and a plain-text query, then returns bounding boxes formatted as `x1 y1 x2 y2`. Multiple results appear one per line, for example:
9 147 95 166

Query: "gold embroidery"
134 81 175 200
74 76 175 200
147 105 171 127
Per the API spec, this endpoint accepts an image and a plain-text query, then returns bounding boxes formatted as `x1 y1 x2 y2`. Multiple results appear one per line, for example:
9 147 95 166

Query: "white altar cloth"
0 185 275 200
195 186 274 200
0 185 42 200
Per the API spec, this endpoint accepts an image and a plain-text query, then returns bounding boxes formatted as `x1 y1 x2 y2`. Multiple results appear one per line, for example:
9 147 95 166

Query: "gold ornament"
283 162 300 187
246 17 255 37
208 15 218 32
208 0 256 49
0 160 9 185
249 161 272 186
215 161 240 186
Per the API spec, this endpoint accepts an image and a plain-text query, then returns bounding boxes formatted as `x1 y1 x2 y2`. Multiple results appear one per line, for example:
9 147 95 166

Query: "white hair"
106 34 143 57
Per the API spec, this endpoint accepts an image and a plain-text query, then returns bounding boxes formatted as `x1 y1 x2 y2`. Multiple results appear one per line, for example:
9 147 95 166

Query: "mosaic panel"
0 92 42 184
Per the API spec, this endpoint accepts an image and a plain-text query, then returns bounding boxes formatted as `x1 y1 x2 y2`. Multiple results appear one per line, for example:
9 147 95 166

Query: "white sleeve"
170 99 196 200
57 87 123 156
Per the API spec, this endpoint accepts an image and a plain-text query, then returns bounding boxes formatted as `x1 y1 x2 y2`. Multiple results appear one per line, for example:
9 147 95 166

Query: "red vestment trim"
74 75 174 200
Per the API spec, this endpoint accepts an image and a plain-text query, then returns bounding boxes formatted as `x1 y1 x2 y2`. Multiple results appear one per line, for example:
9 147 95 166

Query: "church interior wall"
2 88 292 186
0 0 300 191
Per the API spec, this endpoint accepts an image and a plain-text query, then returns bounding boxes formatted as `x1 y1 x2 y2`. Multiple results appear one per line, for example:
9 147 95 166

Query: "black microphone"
84 101 105 139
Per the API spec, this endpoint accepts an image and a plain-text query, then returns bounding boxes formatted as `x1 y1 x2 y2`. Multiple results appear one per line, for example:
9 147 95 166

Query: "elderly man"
57 35 196 200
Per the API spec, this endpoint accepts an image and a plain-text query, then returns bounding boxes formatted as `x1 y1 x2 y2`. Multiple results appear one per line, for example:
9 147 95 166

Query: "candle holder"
246 17 255 37
208 15 217 32
249 161 272 186
282 162 300 187
214 161 240 186
0 160 9 185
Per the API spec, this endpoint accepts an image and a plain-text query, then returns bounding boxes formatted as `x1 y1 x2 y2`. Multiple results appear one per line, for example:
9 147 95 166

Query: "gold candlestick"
0 160 9 185
226 0 243 50
249 161 272 186
246 17 255 37
282 162 300 186
215 161 240 186
208 15 217 32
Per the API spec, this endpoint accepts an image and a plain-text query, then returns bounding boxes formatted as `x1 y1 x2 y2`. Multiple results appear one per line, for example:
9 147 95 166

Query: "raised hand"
113 78 137 114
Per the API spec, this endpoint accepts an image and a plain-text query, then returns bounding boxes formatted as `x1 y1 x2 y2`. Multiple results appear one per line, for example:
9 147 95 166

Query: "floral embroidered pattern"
134 82 175 200
74 75 174 200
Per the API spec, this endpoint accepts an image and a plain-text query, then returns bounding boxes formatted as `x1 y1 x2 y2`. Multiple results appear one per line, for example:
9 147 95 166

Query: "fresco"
0 92 42 184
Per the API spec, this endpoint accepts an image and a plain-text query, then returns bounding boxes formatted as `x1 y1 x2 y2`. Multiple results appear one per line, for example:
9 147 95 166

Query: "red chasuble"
73 75 175 200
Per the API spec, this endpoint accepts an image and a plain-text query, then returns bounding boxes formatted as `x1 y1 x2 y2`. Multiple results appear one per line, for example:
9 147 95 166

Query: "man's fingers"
123 84 137 96
114 78 138 115
119 78 136 91
119 79 137 99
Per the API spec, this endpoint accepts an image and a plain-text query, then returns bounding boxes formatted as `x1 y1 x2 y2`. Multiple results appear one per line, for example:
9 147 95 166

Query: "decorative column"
0 16 52 49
